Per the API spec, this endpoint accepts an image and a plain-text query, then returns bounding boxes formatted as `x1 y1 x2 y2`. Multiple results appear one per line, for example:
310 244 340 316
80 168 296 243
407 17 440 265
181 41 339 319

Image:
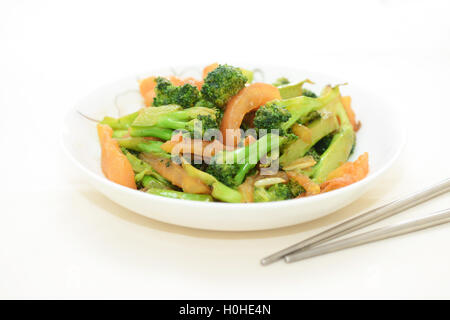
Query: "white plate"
62 65 404 231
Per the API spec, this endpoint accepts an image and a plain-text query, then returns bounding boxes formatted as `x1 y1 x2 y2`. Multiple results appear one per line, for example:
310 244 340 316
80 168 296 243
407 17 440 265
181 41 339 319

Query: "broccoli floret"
254 187 271 202
153 77 200 108
194 98 218 109
273 77 290 87
287 180 305 197
196 112 220 132
305 148 321 162
253 102 292 135
206 163 240 188
176 83 201 108
302 88 318 98
206 134 285 187
201 64 247 107
254 183 295 202
152 77 174 106
268 183 293 200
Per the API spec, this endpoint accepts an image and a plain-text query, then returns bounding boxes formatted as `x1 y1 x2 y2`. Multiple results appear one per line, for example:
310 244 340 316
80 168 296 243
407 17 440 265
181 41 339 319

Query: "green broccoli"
253 102 292 135
311 100 356 183
181 160 243 203
305 148 321 162
130 105 220 138
206 163 240 188
118 138 170 156
272 77 290 87
266 84 341 131
206 133 285 187
254 183 294 202
100 111 139 130
201 64 247 107
194 98 218 109
121 148 172 189
153 77 200 108
287 180 305 197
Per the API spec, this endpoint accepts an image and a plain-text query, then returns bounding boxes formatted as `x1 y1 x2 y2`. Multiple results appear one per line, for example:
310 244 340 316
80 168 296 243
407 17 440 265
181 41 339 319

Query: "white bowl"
62 65 404 231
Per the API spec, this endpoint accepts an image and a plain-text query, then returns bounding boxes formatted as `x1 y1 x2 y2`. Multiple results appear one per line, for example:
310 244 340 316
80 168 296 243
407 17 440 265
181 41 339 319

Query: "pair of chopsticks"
261 178 450 265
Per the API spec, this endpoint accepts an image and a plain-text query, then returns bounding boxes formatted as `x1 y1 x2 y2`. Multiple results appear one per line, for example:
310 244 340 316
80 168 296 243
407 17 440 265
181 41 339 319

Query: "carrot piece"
320 152 369 193
202 62 219 79
220 83 281 146
340 96 361 132
139 76 203 106
168 76 203 90
139 76 157 106
97 124 137 189
140 153 210 194
320 176 355 193
286 171 321 196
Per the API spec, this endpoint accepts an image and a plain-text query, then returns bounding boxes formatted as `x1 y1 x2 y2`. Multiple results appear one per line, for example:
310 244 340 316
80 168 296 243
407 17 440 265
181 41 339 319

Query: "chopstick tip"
260 256 279 266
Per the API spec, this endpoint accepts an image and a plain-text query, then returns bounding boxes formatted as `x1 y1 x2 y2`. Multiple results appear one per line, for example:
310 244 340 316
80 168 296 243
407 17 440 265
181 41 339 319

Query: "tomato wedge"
320 152 369 193
139 76 203 106
202 62 219 79
220 83 281 146
139 76 157 106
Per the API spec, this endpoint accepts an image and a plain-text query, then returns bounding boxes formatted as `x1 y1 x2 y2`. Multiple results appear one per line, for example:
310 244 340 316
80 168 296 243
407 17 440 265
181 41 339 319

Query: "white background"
1 0 450 299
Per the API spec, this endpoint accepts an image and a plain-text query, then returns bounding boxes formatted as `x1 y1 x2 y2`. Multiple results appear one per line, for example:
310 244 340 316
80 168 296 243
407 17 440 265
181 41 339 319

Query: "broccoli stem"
101 111 140 130
146 188 213 202
156 117 192 131
141 175 172 189
116 138 168 155
129 126 173 140
218 133 280 165
181 161 242 203
311 100 356 183
130 106 219 136
112 130 129 138
132 106 216 127
137 142 168 155
274 85 341 130
122 149 172 187
210 133 284 186
279 115 339 166
278 79 313 99
234 163 256 186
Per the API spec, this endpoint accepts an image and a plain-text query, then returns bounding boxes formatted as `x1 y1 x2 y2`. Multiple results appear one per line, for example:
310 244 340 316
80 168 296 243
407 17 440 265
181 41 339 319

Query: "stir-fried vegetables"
96 63 368 202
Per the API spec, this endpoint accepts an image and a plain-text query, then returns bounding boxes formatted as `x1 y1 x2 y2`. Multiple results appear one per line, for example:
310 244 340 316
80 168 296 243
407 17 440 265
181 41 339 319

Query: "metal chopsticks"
285 208 450 262
261 178 450 265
